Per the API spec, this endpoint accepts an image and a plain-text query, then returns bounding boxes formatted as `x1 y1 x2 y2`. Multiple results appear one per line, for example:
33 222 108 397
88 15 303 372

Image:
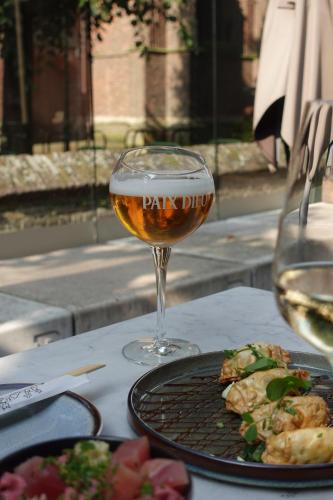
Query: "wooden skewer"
66 364 106 377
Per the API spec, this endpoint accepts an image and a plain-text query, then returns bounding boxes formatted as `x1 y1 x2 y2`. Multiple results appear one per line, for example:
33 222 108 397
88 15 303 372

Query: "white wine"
275 264 333 356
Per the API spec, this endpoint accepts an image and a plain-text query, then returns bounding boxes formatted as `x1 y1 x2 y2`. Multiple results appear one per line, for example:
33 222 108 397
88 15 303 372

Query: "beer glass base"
122 338 201 366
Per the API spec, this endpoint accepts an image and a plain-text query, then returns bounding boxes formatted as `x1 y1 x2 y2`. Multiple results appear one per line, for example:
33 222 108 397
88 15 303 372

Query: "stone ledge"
72 262 253 334
0 210 279 344
0 293 73 356
0 240 252 335
0 142 269 197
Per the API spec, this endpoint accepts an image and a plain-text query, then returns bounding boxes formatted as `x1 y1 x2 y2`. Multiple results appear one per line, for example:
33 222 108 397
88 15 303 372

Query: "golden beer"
110 180 214 246
110 146 215 365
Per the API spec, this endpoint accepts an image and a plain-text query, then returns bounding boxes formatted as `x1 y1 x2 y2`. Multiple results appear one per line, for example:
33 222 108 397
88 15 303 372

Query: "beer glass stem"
152 246 171 354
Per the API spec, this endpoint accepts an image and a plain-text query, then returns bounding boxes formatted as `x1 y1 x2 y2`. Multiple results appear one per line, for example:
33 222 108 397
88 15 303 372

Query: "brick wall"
92 16 145 127
0 1 268 139
92 0 268 131
165 20 191 125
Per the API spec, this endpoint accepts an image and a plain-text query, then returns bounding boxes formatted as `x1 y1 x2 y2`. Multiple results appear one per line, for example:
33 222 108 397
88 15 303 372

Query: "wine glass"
273 100 333 367
109 146 215 365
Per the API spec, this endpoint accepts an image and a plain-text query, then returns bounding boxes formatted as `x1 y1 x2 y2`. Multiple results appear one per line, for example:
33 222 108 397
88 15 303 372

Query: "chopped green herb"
244 423 258 443
241 412 254 424
242 442 265 462
266 376 312 402
77 441 96 452
224 349 237 359
140 481 153 495
243 356 278 376
216 420 225 429
247 344 262 360
43 456 57 466
59 443 110 494
284 406 297 416
317 433 323 438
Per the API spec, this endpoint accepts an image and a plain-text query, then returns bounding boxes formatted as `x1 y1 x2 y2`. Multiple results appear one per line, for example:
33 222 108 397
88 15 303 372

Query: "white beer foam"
110 176 214 196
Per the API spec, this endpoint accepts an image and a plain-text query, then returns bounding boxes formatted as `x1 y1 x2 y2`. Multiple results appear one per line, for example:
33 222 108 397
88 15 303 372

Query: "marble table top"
0 286 331 499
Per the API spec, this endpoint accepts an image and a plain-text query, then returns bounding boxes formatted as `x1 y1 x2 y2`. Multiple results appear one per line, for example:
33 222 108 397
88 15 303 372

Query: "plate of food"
0 436 192 499
128 343 333 488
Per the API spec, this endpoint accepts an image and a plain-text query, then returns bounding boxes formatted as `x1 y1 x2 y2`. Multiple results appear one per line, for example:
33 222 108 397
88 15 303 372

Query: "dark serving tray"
128 350 333 489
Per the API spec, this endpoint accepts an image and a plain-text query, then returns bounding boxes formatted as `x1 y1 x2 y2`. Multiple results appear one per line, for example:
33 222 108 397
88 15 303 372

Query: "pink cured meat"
0 472 26 500
136 485 184 500
0 439 189 500
106 462 142 500
141 459 189 493
112 436 150 470
154 485 184 500
63 487 86 500
14 456 43 481
15 457 65 499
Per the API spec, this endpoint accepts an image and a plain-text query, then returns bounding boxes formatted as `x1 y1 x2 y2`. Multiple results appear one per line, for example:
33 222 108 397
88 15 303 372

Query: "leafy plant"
0 0 192 56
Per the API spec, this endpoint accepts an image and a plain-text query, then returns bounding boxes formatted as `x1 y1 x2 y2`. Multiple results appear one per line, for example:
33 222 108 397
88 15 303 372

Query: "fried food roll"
220 343 291 383
225 368 309 415
262 427 333 464
239 395 329 442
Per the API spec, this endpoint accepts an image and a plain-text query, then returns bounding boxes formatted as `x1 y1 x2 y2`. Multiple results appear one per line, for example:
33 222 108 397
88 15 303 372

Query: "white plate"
0 384 102 459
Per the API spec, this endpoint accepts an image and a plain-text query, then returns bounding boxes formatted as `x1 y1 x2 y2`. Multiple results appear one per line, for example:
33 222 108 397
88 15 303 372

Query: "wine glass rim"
118 146 206 175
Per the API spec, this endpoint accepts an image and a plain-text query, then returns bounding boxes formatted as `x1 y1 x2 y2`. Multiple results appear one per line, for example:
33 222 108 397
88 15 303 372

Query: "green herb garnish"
244 423 258 443
266 376 311 402
284 406 297 416
77 441 96 452
140 482 153 495
247 344 261 359
241 412 258 442
224 349 237 359
241 412 254 424
43 456 57 466
216 420 225 429
243 357 278 376
59 443 111 495
242 442 265 462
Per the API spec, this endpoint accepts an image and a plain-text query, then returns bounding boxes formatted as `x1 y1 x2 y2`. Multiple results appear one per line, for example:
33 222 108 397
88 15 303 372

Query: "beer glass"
110 146 215 365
